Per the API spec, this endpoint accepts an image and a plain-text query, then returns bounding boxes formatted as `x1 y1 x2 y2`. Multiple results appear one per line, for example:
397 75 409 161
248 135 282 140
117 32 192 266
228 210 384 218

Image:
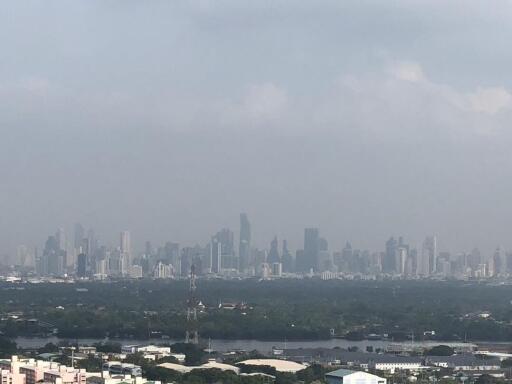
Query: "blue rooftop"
326 369 357 378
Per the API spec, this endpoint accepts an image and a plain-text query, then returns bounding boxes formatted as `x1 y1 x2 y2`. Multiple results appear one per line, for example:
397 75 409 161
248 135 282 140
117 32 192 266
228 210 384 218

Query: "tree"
93 342 121 353
38 343 59 354
426 345 454 356
0 337 17 358
77 357 103 372
171 343 206 366
501 358 512 368
475 374 497 384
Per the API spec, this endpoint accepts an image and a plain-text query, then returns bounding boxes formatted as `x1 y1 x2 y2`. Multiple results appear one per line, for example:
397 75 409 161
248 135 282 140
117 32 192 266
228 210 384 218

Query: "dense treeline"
1 279 512 341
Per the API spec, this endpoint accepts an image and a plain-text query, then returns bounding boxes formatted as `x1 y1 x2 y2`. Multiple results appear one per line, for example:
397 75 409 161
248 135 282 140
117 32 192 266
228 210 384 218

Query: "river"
14 337 480 354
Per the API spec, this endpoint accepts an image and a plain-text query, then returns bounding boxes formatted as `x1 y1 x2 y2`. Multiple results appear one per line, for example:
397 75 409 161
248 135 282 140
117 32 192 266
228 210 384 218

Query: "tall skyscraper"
282 239 294 273
16 245 31 267
120 230 131 254
211 228 236 273
267 236 280 264
77 253 87 277
304 228 319 272
56 228 66 252
74 223 85 251
239 213 251 273
383 237 397 273
421 236 437 276
41 235 66 276
419 236 437 276
120 230 131 276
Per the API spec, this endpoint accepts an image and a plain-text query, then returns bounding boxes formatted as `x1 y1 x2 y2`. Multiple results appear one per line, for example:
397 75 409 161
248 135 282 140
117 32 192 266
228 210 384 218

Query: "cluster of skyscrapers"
8 215 512 280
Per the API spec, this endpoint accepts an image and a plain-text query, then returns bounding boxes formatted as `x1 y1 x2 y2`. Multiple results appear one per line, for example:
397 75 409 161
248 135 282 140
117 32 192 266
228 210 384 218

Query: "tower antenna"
185 264 199 344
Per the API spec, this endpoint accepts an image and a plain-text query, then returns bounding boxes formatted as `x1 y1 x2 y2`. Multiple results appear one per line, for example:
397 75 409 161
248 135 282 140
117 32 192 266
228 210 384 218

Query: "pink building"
4 357 85 384
1 369 26 384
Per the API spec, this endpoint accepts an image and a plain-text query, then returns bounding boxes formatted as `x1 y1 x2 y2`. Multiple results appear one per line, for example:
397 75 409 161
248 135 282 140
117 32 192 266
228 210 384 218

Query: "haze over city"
6 3 512 384
2 1 512 257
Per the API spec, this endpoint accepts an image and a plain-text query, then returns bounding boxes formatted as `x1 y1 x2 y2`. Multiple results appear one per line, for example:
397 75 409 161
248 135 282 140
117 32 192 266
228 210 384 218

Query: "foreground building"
0 356 86 384
326 369 386 384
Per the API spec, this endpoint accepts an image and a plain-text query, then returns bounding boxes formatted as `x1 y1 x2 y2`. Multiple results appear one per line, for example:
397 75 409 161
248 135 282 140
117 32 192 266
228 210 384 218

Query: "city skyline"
5 213 512 281
5 216 512 265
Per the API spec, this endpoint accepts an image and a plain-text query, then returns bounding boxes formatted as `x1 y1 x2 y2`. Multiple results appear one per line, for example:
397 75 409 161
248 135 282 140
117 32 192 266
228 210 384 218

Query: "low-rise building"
426 356 501 371
158 360 239 374
369 356 424 373
86 371 161 384
1 369 26 384
236 359 307 373
101 363 141 377
2 357 86 384
43 366 87 384
325 369 386 384
120 345 182 362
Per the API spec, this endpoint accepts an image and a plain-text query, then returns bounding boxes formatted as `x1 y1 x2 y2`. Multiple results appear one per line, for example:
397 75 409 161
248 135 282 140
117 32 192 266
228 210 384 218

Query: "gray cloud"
1 1 512 257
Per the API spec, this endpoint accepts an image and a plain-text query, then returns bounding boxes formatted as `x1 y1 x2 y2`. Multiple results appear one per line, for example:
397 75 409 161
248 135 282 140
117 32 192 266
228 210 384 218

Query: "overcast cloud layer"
1 1 512 257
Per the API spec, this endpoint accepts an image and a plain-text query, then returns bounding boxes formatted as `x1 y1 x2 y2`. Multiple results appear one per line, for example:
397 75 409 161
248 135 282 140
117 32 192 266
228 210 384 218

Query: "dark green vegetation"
0 336 17 358
2 279 512 340
425 345 455 356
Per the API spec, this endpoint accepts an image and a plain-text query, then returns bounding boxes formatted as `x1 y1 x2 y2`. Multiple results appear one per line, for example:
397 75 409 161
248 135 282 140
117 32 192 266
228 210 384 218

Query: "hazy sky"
1 1 512 257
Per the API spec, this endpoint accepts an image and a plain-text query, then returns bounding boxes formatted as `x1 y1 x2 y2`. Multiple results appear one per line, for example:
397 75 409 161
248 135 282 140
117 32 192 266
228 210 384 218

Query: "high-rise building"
77 253 87 277
468 248 481 272
56 228 66 252
396 247 407 275
40 235 65 276
74 223 85 251
211 228 236 273
281 239 294 273
267 236 280 264
421 236 437 275
120 230 131 275
383 237 397 273
120 231 131 254
239 213 251 273
16 245 32 267
160 242 180 271
303 228 320 272
492 246 506 276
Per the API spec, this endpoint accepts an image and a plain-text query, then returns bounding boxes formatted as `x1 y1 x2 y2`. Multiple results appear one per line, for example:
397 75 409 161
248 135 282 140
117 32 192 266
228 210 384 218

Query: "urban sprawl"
3 214 507 280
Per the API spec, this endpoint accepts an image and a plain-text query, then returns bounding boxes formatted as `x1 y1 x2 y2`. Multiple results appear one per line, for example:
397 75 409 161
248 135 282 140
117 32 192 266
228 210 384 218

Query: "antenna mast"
185 264 199 344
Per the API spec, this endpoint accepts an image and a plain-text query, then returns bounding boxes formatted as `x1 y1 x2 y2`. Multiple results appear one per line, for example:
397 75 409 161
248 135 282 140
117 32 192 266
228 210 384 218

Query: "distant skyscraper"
492 246 506 276
267 236 280 264
421 236 437 275
120 230 131 275
383 237 397 273
120 231 131 254
56 228 66 251
41 235 65 276
281 239 294 273
77 253 87 277
303 228 320 272
74 223 85 251
338 242 353 272
239 213 251 273
16 245 30 267
211 228 236 273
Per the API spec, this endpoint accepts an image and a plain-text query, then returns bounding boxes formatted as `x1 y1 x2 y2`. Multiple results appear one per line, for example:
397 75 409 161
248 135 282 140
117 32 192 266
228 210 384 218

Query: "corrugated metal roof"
326 369 357 378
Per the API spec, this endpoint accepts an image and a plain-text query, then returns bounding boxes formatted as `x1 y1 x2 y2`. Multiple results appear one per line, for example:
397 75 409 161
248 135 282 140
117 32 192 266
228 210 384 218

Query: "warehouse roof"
325 369 357 378
237 359 307 373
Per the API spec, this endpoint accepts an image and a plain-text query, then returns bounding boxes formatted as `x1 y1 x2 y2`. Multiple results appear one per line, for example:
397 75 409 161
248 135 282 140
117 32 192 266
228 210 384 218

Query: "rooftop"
237 359 307 373
325 369 357 378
